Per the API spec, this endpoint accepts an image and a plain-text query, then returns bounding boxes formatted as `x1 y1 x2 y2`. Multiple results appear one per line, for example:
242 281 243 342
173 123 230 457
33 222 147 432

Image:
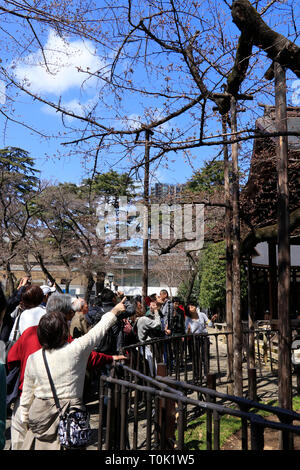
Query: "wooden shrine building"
240 105 300 320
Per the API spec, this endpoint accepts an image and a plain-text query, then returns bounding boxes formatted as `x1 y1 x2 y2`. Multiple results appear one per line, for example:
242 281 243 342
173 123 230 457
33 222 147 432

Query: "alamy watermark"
0 80 6 105
292 80 300 106
96 197 204 251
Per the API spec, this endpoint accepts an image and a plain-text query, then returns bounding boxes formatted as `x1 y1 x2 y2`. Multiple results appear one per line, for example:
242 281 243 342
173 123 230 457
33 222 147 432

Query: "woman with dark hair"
9 285 45 342
185 302 217 375
185 302 217 335
37 311 70 350
19 298 126 450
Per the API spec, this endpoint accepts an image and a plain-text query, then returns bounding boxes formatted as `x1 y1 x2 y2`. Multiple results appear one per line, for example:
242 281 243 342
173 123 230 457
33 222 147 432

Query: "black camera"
118 296 141 320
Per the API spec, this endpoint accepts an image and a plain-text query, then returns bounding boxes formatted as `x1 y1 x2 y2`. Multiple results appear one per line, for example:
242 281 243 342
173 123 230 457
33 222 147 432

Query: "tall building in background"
150 183 185 201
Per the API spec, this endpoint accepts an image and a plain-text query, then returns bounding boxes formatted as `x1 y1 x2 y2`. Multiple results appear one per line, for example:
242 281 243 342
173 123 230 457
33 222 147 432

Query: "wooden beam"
268 241 278 320
247 257 255 369
142 130 151 306
231 97 243 397
274 62 292 414
223 115 234 392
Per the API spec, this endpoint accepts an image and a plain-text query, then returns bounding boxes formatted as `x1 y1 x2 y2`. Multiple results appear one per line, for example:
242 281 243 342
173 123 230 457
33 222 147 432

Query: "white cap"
40 285 56 295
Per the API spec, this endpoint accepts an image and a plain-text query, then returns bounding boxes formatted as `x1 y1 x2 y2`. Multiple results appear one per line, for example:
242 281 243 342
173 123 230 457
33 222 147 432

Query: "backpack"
93 311 121 355
147 324 165 339
94 326 117 355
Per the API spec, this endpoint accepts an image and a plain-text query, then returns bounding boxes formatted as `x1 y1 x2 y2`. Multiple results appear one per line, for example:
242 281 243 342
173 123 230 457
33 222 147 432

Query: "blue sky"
0 27 216 187
0 2 299 189
1 99 214 186
0 9 235 189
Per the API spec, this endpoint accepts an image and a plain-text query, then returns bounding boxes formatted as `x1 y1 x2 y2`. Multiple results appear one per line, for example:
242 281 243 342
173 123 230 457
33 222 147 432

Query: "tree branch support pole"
142 129 151 306
268 241 278 319
222 115 234 393
274 62 292 412
247 256 255 370
230 97 243 397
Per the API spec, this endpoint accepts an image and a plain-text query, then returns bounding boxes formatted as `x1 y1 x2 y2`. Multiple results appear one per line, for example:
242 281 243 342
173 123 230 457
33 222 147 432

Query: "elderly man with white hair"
69 297 89 338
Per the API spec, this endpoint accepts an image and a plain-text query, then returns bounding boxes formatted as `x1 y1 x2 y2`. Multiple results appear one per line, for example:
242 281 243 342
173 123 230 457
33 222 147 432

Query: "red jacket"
7 325 114 394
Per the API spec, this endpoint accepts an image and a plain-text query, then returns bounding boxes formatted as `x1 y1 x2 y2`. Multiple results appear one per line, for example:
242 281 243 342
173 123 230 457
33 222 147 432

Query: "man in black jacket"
92 288 123 355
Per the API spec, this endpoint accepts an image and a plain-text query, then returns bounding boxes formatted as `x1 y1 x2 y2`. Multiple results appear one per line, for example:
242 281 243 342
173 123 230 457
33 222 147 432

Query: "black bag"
42 349 92 449
147 327 165 339
6 366 21 407
5 309 22 406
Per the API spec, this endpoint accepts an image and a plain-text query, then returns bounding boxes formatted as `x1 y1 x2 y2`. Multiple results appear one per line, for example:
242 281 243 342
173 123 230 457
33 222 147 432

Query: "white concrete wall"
118 286 178 297
252 241 300 266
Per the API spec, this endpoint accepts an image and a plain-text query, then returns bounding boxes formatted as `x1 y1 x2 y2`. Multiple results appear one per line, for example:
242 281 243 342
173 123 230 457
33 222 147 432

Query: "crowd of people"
0 277 217 450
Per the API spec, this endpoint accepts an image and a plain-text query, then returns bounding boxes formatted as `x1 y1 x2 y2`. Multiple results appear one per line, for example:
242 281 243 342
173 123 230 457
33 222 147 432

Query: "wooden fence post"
250 420 264 451
248 368 257 401
274 61 292 414
157 363 176 450
206 373 217 450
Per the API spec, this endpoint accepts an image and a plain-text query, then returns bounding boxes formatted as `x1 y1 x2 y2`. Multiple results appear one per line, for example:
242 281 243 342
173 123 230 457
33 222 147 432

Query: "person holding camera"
92 289 139 355
92 289 123 356
0 277 30 343
136 299 162 376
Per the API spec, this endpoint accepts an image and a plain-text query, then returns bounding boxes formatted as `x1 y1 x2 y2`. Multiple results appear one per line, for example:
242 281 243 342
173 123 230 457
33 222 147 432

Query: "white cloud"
122 110 170 132
150 167 171 184
0 80 6 104
12 30 105 96
41 95 98 121
122 113 142 130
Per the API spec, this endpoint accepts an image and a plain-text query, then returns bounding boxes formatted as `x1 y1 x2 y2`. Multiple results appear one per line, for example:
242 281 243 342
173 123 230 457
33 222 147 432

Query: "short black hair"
160 289 169 297
100 288 116 303
172 296 180 303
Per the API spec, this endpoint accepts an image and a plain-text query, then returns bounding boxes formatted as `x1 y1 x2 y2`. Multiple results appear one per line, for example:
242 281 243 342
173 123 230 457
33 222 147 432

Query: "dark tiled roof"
239 107 300 251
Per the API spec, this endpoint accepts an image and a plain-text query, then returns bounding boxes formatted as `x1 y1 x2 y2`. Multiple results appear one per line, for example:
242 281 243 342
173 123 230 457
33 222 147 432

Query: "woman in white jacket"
20 298 126 450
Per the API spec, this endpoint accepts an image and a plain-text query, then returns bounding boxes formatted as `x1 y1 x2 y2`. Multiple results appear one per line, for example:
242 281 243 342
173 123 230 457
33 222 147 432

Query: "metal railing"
121 328 282 384
121 334 211 384
97 363 300 451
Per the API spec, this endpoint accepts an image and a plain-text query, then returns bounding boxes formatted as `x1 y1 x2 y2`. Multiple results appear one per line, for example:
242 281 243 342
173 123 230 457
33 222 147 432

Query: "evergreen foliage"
198 241 247 318
186 160 225 194
0 146 39 196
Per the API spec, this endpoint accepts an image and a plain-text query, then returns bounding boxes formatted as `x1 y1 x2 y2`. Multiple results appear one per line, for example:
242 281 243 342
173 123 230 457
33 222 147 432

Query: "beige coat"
69 312 89 338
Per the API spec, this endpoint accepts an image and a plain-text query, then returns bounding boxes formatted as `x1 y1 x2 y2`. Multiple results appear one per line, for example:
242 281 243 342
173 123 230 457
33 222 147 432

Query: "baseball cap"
40 285 56 295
